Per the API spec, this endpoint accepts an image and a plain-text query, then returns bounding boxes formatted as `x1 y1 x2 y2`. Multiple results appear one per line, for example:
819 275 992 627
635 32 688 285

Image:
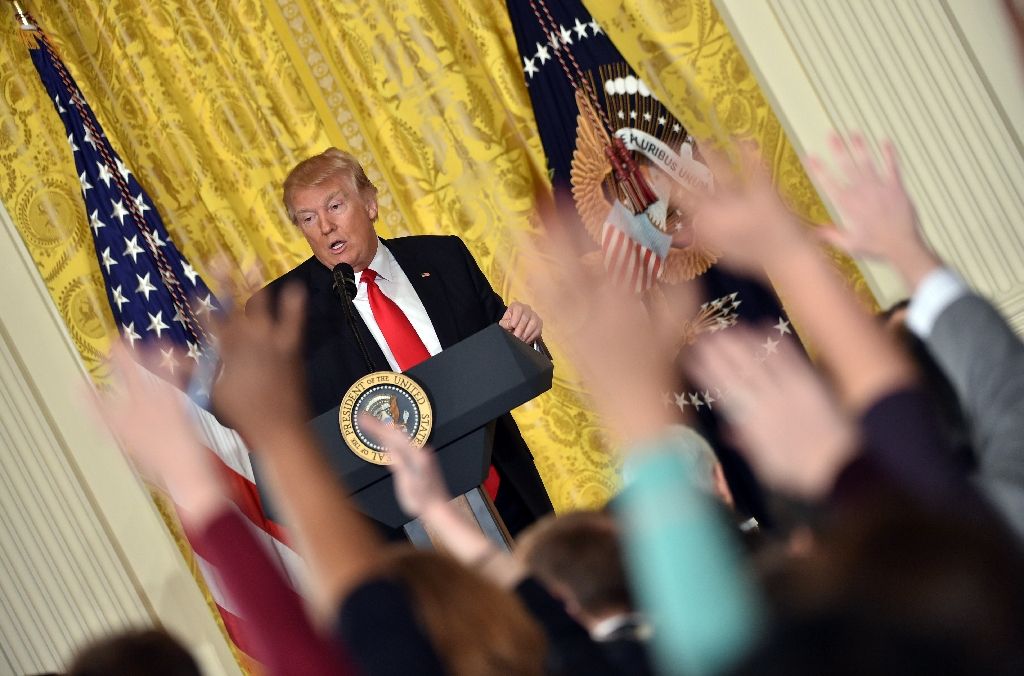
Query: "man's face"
291 174 379 271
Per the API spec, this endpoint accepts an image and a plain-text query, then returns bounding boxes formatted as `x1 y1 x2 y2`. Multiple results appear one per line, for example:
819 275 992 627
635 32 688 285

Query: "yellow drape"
1 0 621 519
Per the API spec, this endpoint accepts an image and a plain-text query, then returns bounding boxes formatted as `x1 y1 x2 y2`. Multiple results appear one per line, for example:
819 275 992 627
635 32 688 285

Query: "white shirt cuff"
906 268 969 338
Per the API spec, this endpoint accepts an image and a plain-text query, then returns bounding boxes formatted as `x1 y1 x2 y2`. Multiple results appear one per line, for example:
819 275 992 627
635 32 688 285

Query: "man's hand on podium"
499 301 543 344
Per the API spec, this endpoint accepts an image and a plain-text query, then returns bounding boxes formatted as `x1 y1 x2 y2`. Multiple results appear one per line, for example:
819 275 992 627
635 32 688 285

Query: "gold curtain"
583 0 873 303
0 0 619 526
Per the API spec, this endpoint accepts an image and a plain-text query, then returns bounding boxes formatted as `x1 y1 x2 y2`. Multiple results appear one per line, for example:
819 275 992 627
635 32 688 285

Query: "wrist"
893 244 942 292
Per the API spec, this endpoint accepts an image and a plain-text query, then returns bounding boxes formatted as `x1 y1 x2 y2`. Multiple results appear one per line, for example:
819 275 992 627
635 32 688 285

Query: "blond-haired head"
283 148 378 223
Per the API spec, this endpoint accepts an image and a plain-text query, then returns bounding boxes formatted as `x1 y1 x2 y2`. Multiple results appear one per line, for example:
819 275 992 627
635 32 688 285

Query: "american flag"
22 18 303 659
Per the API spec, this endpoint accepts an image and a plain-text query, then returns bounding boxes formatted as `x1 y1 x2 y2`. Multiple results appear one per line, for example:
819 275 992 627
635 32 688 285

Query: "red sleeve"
193 509 355 676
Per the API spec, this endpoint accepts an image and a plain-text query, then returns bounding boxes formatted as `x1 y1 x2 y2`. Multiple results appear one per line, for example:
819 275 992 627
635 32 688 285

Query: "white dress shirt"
906 267 969 339
352 240 443 371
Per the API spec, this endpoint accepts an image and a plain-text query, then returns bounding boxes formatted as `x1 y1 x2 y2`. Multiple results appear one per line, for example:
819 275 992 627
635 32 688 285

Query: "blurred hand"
93 343 225 521
518 201 691 445
212 283 309 443
807 134 941 287
690 328 859 500
695 144 807 276
360 415 451 518
499 301 543 343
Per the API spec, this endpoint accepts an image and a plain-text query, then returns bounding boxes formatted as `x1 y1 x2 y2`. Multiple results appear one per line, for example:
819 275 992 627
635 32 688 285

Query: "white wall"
717 0 1024 333
0 199 238 676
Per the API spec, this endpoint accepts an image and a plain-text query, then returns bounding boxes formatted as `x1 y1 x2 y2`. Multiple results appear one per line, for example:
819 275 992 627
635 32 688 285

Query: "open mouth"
329 240 346 253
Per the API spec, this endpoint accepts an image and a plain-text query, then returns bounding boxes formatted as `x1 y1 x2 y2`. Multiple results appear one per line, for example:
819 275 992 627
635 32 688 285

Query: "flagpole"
11 1 36 30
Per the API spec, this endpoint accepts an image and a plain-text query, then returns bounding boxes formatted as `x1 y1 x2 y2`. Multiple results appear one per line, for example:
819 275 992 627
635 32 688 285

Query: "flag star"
122 321 141 348
629 110 637 119
111 199 129 225
689 392 705 410
112 285 129 311
762 336 780 355
132 193 151 216
702 389 716 409
535 42 550 64
146 311 170 339
195 293 216 317
186 341 202 363
559 24 573 44
96 161 114 187
643 112 652 122
83 127 98 149
78 171 93 194
181 261 199 285
100 247 118 273
89 209 105 235
160 347 179 375
774 317 792 335
172 309 186 326
67 134 79 153
143 230 167 248
523 56 538 79
548 30 561 50
589 20 603 35
115 158 132 182
657 116 667 126
573 18 589 39
135 272 157 301
672 123 682 133
54 95 65 113
674 392 690 411
123 235 145 263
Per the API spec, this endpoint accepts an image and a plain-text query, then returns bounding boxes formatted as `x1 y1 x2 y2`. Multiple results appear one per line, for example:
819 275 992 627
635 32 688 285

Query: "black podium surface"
253 324 552 529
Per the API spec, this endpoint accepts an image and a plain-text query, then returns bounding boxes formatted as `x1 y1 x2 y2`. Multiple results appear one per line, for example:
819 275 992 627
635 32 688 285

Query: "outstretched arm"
95 345 353 676
360 415 527 590
212 284 383 619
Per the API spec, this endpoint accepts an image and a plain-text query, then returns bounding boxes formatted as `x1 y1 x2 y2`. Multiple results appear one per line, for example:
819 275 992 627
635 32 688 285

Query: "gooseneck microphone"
332 263 378 375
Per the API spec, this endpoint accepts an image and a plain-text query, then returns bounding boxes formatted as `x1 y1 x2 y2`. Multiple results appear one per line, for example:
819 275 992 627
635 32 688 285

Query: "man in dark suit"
250 147 553 535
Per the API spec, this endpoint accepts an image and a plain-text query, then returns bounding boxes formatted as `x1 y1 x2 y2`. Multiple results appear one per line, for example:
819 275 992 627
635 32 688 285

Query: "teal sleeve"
616 434 762 675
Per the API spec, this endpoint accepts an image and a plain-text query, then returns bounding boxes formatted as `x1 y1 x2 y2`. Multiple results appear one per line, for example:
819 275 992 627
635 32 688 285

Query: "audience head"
763 496 1024 673
516 510 634 629
66 628 201 676
383 548 546 676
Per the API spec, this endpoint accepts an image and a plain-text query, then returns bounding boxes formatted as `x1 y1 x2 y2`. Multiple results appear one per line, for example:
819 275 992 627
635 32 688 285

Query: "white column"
0 198 239 676
717 0 1024 333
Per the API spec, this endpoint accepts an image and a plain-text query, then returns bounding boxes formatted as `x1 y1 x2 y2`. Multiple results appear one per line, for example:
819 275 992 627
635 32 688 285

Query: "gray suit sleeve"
925 294 1024 537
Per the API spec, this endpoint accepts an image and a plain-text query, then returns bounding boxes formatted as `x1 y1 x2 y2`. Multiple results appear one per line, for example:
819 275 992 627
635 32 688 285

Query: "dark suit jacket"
250 235 553 520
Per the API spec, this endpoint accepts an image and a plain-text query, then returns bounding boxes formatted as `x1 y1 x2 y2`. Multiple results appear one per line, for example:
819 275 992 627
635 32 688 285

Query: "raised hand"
694 144 806 276
807 134 941 287
212 282 309 443
360 415 451 518
93 343 226 524
690 328 859 500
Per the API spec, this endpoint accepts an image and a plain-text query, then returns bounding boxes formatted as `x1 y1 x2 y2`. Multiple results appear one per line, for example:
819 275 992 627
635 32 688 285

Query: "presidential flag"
504 0 794 521
20 14 303 660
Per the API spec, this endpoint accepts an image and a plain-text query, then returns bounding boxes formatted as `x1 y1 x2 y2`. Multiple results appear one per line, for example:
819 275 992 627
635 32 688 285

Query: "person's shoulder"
386 234 473 262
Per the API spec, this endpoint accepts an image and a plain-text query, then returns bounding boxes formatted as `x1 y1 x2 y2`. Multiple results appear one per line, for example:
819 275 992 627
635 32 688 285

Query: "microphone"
331 263 378 375
332 263 357 300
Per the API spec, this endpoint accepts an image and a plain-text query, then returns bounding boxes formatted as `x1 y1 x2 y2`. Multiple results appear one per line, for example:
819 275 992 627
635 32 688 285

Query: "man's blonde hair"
282 147 378 223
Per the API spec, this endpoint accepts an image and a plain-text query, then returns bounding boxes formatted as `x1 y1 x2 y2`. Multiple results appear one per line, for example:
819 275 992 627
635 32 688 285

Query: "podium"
253 323 552 547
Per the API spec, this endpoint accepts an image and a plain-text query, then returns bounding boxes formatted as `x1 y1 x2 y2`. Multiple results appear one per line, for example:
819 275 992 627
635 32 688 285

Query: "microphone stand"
333 263 379 375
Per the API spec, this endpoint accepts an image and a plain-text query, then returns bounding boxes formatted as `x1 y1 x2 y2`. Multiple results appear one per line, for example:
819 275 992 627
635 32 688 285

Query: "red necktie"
362 268 501 500
361 268 431 371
